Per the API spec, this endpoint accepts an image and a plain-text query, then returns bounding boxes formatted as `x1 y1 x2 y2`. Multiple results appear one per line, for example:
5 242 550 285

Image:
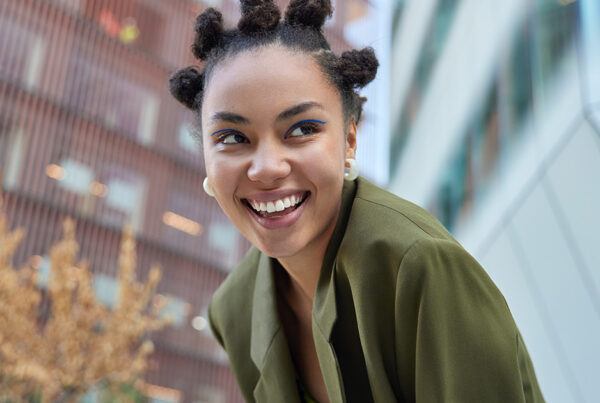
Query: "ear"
345 120 357 160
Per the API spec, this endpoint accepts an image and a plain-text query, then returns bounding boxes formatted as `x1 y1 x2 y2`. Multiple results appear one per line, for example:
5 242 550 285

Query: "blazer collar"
250 252 280 369
251 253 301 402
312 179 357 340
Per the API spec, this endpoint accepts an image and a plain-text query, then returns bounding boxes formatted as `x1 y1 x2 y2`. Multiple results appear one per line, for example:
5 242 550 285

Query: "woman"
169 0 544 402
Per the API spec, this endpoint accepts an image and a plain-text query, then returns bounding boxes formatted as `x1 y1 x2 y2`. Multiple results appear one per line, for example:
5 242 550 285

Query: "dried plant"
0 199 169 402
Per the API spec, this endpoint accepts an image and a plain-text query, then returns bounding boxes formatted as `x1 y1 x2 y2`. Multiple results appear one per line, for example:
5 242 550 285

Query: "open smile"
243 191 310 229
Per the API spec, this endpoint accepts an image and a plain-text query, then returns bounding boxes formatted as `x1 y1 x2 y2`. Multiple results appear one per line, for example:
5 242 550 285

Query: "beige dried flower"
0 203 170 401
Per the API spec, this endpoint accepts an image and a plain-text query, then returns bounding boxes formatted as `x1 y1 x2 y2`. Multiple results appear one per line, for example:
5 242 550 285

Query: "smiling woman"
201 46 352 263
168 1 544 402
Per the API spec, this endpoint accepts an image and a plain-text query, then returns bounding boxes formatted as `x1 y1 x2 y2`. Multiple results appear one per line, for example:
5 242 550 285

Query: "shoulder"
396 237 499 295
392 237 516 355
338 177 457 272
352 177 453 240
393 238 533 402
338 179 502 304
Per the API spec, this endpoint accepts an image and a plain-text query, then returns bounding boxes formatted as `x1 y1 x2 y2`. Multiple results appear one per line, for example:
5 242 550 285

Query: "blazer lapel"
251 253 301 403
312 266 345 402
309 180 358 403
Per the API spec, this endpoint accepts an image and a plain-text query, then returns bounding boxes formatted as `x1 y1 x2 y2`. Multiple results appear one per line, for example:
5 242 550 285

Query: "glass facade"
390 0 460 175
391 0 406 35
579 0 600 109
427 0 581 232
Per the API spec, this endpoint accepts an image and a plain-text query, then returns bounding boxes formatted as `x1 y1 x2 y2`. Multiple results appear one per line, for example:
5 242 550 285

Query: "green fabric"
208 177 544 402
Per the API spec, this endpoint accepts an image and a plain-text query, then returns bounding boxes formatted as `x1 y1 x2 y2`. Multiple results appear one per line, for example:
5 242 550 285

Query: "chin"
251 237 303 259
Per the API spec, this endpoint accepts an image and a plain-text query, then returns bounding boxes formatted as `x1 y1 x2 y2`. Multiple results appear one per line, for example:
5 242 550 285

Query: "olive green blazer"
208 178 544 402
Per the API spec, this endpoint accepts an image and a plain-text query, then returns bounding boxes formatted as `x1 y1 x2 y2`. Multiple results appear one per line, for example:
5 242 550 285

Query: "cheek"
201 140 213 174
203 152 239 198
202 156 216 189
301 139 346 182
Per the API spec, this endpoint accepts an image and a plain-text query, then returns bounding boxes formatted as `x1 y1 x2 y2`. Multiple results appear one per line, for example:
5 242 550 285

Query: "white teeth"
248 193 306 213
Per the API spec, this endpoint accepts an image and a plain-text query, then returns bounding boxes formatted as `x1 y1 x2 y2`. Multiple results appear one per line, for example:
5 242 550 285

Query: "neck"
277 242 327 304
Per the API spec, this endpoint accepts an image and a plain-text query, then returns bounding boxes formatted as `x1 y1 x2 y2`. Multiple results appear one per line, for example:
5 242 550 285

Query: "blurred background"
0 0 597 402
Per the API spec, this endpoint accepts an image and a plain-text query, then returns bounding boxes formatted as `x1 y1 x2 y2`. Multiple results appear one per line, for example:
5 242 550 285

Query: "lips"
243 191 310 227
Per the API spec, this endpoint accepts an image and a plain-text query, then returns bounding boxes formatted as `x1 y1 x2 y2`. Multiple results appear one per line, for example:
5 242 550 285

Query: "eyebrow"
276 101 325 122
208 101 325 127
209 111 250 125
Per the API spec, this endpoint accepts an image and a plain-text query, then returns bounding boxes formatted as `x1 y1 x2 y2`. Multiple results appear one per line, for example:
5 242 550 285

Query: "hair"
169 0 379 127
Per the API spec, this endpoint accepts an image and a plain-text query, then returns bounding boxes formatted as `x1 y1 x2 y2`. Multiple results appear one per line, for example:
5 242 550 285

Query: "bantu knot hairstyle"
285 0 332 30
168 0 379 124
191 8 224 60
168 67 204 110
238 0 281 35
337 48 379 90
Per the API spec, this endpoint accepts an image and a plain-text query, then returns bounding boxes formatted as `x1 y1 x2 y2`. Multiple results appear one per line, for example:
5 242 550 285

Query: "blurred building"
341 0 392 186
389 0 600 401
0 0 368 401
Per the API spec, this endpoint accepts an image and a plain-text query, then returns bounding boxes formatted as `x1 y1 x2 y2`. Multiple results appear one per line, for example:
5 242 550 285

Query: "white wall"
480 121 600 402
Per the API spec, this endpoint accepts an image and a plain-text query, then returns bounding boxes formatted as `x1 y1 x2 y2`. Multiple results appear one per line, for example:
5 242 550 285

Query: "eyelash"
211 119 326 145
214 130 248 145
284 119 326 139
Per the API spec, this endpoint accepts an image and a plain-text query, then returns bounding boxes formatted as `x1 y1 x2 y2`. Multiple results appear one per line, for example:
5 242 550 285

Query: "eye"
211 129 248 145
219 132 247 144
284 119 326 139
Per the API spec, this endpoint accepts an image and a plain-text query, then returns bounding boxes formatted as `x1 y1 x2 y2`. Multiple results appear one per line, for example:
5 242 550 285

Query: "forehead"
201 46 341 123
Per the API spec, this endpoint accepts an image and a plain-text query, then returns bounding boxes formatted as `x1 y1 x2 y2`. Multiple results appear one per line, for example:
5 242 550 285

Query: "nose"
247 138 291 185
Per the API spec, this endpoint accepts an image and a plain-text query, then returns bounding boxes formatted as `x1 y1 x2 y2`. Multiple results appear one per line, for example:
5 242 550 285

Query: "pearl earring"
203 177 215 197
344 158 359 181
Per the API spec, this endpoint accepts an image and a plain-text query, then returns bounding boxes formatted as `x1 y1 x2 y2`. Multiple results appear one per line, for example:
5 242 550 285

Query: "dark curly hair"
169 0 379 127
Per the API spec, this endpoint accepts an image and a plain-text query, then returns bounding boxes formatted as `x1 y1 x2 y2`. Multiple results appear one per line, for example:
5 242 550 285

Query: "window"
64 46 159 143
2 128 26 191
390 0 461 172
57 158 94 196
531 0 579 105
428 0 581 232
101 166 147 233
0 17 45 89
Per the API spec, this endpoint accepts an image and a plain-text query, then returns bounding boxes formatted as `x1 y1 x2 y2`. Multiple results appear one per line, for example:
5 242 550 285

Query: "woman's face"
201 45 356 259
